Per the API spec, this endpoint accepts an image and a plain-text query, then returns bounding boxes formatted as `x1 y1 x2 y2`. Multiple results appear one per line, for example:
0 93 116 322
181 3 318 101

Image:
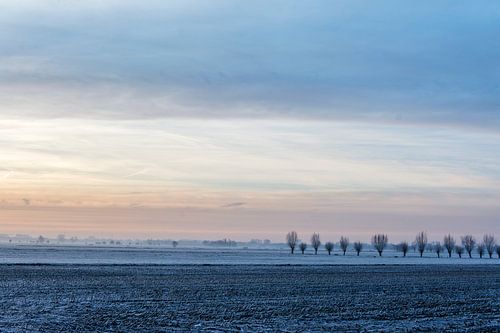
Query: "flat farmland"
0 264 498 332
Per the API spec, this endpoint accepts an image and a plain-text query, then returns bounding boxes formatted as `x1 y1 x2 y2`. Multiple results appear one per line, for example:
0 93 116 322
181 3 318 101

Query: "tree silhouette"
483 234 495 259
286 231 298 254
398 241 409 257
354 241 363 256
299 242 307 254
372 234 388 256
462 235 475 258
311 233 321 255
415 231 428 257
434 242 442 258
325 242 334 255
477 243 485 259
443 234 455 258
339 236 349 255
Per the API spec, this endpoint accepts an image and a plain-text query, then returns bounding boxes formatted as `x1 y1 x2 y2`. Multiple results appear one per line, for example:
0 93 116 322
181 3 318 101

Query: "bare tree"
172 240 179 248
339 236 349 255
311 233 321 254
354 241 363 256
325 242 334 255
286 231 298 254
398 241 409 257
415 231 428 257
434 242 442 258
372 234 388 256
299 242 307 254
496 245 500 259
477 243 485 259
455 245 464 258
443 234 455 258
461 235 475 258
483 234 495 259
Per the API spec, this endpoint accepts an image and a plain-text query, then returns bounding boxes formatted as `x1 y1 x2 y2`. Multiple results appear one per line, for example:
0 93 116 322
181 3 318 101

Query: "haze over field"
1 1 499 240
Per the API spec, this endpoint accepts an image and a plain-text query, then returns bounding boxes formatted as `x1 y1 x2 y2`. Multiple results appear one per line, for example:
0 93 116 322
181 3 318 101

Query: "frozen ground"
0 264 498 332
1 245 499 265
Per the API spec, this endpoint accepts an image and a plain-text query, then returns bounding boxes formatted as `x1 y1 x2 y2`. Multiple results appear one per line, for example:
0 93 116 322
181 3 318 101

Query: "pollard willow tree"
299 242 307 254
455 245 464 258
477 243 485 259
483 234 496 259
311 233 321 255
443 234 455 258
286 231 298 254
434 242 442 258
325 242 334 255
415 231 428 257
339 236 349 255
354 241 363 256
462 235 476 258
398 241 409 257
372 234 388 256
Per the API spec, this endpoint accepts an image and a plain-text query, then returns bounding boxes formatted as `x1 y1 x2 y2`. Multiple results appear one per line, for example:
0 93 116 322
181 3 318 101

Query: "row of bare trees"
409 232 497 259
286 231 355 256
286 231 499 258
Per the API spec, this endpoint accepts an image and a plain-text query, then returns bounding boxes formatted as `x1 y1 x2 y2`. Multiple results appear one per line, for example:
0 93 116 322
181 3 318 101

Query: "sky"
0 0 499 242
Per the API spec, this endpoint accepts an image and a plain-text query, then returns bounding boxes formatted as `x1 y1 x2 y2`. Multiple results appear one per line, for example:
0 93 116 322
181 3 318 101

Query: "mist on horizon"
1 1 499 240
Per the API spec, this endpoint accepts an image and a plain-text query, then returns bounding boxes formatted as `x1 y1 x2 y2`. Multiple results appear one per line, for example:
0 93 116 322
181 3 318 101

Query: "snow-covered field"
0 264 498 332
0 246 498 331
1 245 499 265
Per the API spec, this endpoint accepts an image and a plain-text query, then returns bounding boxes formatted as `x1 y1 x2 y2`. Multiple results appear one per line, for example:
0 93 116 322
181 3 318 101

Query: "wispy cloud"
0 1 499 129
221 202 246 208
124 168 149 178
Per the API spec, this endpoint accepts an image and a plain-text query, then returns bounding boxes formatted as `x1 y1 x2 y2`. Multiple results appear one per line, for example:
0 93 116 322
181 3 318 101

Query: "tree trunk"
378 250 382 256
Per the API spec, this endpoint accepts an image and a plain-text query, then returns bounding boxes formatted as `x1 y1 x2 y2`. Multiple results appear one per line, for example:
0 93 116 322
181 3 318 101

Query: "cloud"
221 202 246 208
0 1 499 129
124 168 149 178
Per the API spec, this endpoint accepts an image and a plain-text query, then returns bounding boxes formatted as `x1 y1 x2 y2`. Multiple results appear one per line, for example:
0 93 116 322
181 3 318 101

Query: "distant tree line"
285 231 499 258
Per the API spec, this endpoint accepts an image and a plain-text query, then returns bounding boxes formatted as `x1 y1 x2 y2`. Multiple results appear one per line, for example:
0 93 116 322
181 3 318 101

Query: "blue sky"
0 1 499 240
